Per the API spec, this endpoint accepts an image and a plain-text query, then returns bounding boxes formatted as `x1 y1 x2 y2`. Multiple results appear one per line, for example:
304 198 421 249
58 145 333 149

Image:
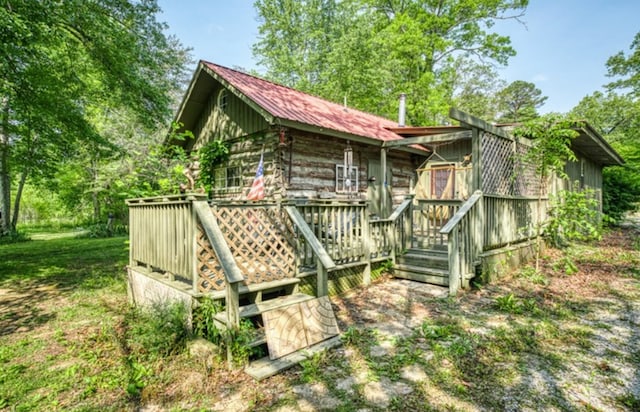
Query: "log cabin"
126 60 624 377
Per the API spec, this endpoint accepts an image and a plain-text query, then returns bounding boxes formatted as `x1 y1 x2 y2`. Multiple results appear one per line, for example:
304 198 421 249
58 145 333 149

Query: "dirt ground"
200 221 640 412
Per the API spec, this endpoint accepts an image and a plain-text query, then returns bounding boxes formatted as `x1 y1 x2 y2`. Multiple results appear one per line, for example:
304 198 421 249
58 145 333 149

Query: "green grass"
1 228 639 411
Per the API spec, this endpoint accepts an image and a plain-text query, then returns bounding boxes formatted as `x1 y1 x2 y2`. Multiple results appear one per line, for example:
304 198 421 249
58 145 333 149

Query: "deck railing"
413 199 463 248
293 200 368 266
370 197 413 261
128 194 205 286
483 195 547 249
440 191 484 296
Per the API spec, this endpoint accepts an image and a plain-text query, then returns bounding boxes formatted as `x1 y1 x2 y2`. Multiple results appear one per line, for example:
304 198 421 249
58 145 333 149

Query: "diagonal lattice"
482 132 541 197
196 226 227 291
195 205 296 293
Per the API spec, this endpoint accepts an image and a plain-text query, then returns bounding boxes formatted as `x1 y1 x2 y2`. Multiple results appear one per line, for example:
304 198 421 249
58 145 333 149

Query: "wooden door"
367 159 392 218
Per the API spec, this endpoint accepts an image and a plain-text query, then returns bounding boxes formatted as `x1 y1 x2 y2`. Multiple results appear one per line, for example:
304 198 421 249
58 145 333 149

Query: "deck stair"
393 247 450 287
209 277 341 380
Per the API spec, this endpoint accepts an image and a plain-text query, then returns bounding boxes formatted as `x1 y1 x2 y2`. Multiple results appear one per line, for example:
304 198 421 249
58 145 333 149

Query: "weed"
518 266 549 285
617 393 640 410
553 254 579 275
193 297 224 344
494 293 523 314
341 327 377 348
300 351 327 382
126 302 190 360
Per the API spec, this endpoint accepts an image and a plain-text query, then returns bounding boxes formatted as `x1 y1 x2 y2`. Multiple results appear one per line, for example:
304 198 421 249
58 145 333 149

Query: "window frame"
336 164 359 193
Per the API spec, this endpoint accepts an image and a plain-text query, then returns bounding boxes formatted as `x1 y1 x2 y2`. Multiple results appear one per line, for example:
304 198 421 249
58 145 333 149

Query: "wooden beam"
449 108 512 141
382 130 472 148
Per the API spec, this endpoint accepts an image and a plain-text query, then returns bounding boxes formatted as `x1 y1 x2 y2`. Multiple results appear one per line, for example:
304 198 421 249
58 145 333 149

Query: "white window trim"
336 164 359 193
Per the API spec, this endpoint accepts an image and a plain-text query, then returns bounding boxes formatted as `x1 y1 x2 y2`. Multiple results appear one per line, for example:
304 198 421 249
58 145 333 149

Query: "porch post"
471 128 482 192
380 148 387 216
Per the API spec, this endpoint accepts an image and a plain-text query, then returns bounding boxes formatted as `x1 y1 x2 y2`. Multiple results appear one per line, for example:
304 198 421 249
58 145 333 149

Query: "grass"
1 227 639 410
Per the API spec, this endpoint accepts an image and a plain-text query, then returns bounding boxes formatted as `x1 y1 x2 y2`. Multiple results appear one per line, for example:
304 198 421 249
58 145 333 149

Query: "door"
367 159 392 218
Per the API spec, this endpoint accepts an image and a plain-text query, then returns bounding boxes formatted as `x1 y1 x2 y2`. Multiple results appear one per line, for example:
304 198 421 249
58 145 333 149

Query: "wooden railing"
413 199 462 248
293 200 368 266
285 206 336 296
440 191 483 296
370 197 413 261
483 195 547 249
128 194 205 286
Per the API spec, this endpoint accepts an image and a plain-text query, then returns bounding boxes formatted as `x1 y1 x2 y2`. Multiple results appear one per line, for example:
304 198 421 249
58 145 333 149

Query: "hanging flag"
247 152 265 201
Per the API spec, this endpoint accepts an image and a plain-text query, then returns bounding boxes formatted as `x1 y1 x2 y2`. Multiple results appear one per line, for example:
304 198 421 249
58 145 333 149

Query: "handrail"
388 197 413 221
192 201 244 285
284 206 336 271
440 191 483 234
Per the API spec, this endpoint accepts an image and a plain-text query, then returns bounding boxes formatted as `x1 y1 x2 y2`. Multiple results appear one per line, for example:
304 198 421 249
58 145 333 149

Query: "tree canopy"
0 0 191 234
253 0 528 125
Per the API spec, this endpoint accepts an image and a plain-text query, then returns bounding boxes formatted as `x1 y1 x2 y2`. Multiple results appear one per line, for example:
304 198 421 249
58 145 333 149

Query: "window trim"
336 164 359 193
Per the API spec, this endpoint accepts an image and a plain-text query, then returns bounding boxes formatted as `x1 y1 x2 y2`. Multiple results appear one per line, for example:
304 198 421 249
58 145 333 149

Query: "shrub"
126 302 190 360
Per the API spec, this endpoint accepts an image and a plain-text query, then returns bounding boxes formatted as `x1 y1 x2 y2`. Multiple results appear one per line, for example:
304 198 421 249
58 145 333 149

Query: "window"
430 165 455 199
336 164 358 193
217 89 228 112
213 165 241 190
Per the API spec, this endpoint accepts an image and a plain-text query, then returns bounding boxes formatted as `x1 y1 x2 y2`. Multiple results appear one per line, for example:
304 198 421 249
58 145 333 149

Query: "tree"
497 80 547 123
606 31 640 97
253 0 528 125
0 0 190 234
451 57 506 121
514 114 578 270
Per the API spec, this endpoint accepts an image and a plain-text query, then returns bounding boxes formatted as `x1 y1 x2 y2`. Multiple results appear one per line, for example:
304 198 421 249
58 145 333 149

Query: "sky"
157 0 640 114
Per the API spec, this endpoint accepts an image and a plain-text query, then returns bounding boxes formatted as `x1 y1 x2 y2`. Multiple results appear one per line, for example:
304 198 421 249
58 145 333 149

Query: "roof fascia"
577 122 625 166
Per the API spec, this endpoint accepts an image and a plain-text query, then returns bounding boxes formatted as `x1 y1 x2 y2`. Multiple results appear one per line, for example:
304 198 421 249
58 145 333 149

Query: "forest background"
1 0 639 239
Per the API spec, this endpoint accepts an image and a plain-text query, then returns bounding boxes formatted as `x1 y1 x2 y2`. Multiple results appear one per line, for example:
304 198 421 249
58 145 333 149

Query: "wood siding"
193 84 269 149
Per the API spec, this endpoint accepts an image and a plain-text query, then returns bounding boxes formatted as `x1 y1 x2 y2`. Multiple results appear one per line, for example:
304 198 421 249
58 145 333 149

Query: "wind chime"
344 140 353 196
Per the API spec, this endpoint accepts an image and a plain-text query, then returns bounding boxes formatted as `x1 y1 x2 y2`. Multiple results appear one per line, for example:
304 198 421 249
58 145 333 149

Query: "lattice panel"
213 206 296 285
196 226 226 292
481 132 542 197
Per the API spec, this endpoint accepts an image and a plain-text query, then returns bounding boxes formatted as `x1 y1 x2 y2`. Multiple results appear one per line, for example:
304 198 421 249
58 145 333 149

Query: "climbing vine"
197 140 230 191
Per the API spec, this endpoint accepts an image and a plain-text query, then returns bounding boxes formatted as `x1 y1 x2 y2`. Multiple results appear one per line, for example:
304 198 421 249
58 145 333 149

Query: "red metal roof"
202 61 404 143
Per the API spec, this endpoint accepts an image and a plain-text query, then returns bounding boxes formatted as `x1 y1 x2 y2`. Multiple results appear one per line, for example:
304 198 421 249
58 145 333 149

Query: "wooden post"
191 202 199 294
471 128 482 192
380 148 387 217
362 206 372 285
226 281 240 368
316 257 328 297
448 229 460 296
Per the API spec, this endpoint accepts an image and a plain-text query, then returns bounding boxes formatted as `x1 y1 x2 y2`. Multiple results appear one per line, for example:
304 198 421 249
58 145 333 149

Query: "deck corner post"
191 201 199 294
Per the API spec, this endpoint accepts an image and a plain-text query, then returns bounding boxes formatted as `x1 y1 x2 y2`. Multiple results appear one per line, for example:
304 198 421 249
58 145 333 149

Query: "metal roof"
200 61 406 144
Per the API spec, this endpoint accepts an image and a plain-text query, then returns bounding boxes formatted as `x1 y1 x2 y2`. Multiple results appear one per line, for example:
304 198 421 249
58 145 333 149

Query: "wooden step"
397 252 448 269
245 335 342 381
208 277 301 300
213 293 315 324
393 264 449 286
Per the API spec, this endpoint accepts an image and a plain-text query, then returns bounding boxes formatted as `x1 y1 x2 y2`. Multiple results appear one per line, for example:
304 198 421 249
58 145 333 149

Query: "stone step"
245 335 343 381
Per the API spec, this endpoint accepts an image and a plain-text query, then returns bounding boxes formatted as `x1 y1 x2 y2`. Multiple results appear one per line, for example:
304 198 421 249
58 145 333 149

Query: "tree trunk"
0 99 11 235
91 159 100 222
12 170 28 229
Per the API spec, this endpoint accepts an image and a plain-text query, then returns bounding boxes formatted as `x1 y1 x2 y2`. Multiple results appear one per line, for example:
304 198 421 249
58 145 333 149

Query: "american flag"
247 153 265 201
